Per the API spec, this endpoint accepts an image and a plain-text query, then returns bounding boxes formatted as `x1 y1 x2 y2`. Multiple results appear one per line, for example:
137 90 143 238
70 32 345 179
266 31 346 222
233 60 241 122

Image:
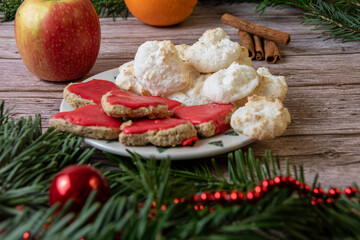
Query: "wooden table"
1 2 359 189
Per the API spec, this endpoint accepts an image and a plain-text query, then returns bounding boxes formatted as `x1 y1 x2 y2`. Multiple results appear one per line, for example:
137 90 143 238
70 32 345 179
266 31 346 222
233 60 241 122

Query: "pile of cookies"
50 27 291 146
115 27 291 140
50 79 236 147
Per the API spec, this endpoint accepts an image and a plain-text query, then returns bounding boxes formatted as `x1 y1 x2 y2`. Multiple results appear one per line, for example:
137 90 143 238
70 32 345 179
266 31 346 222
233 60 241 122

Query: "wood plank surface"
1 2 359 189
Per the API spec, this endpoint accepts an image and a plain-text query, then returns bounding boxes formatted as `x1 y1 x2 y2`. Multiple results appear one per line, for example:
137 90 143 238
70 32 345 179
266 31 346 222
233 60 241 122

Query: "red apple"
14 0 101 82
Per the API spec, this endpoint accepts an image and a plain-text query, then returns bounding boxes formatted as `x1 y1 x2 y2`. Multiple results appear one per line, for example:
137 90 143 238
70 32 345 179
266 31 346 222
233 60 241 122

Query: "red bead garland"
274 176 281 185
214 191 227 203
344 187 357 198
23 232 30 239
312 187 325 198
300 184 311 195
229 190 245 204
186 176 358 211
328 188 341 199
22 174 359 239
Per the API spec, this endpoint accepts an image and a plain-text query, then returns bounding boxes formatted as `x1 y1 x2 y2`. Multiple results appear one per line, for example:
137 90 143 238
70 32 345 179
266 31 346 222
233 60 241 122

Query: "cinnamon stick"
253 35 264 61
264 39 281 64
238 31 255 59
221 13 291 45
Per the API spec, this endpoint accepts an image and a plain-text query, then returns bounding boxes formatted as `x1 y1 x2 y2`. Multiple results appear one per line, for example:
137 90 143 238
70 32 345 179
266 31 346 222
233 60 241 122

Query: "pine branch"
90 0 128 19
1 0 359 42
256 0 360 42
2 148 360 239
1 101 360 239
0 0 22 22
0 0 128 23
0 102 95 216
304 0 360 42
0 98 12 125
101 149 360 239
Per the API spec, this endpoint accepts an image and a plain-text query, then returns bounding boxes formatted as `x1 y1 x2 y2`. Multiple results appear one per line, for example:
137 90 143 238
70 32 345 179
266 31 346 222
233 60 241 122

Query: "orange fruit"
124 0 198 26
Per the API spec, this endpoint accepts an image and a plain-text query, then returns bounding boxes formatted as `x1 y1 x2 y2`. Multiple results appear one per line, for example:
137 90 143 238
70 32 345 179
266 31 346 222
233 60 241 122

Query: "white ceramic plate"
60 68 254 160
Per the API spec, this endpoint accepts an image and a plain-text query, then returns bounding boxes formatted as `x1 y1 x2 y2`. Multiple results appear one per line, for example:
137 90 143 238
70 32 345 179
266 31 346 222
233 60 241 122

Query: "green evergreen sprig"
0 101 94 216
0 0 22 23
1 0 359 42
90 0 128 19
0 101 359 240
0 0 128 22
256 0 360 42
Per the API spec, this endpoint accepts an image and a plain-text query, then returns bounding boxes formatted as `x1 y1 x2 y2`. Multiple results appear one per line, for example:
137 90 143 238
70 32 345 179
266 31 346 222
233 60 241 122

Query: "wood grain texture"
0 2 359 189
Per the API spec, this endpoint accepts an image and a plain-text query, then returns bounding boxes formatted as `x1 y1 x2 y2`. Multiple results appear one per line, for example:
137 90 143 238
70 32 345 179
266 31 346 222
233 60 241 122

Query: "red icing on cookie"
67 79 118 105
122 118 190 134
145 96 182 110
173 103 235 135
106 90 167 109
52 105 122 129
181 135 199 146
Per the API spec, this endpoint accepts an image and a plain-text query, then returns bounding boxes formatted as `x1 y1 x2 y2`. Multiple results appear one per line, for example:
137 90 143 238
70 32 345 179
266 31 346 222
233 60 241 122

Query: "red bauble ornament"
49 165 110 213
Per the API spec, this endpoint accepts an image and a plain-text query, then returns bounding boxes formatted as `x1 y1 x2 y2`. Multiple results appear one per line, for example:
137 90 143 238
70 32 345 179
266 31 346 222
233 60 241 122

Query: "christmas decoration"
14 0 101 81
0 101 359 239
186 176 358 211
1 0 359 42
124 0 198 26
49 165 110 214
256 0 360 42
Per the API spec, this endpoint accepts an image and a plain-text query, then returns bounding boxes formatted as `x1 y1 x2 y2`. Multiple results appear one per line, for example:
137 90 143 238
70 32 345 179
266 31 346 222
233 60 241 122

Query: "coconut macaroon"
175 44 190 62
230 95 291 141
175 44 202 80
235 46 254 67
184 27 242 73
134 40 191 96
115 61 150 96
166 74 211 106
201 62 260 104
232 67 288 107
252 67 288 101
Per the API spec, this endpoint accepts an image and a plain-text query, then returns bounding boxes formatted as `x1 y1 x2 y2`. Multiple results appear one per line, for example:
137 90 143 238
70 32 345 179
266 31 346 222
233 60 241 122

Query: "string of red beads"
186 176 359 211
20 176 359 239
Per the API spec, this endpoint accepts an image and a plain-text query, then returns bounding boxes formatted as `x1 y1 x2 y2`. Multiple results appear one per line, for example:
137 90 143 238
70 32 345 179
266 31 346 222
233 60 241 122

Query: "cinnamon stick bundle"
264 39 281 64
221 13 291 45
238 31 255 59
253 35 264 61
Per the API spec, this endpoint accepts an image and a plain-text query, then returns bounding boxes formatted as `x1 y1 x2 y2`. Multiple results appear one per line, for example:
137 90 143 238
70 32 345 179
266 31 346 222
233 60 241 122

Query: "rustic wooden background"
1 2 359 189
